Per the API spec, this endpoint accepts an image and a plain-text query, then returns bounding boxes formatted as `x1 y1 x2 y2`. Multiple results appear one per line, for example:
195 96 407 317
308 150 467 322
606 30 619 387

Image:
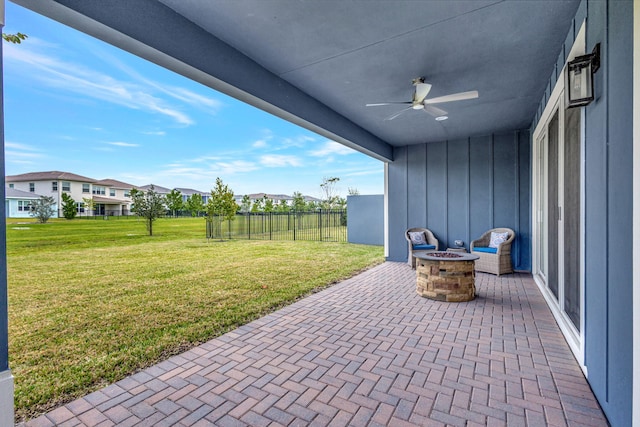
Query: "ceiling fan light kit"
366 77 479 121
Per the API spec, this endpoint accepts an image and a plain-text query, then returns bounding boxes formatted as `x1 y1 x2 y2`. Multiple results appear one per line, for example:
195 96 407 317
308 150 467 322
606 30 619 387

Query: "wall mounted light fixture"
566 43 600 108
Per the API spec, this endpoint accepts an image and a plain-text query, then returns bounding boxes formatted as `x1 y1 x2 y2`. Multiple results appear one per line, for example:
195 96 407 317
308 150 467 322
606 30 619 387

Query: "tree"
185 193 204 217
61 193 77 219
291 192 306 212
239 195 251 213
206 178 239 239
251 198 263 213
348 187 360 196
320 176 341 210
30 196 56 223
130 186 166 236
263 197 275 213
276 199 289 212
166 189 183 217
82 197 95 216
2 32 27 44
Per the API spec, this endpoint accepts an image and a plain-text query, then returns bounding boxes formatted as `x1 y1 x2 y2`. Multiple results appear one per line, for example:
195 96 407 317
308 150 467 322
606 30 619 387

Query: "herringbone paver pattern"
22 263 608 426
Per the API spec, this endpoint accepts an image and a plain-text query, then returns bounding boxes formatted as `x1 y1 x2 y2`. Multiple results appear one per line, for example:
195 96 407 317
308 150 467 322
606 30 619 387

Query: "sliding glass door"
533 90 583 361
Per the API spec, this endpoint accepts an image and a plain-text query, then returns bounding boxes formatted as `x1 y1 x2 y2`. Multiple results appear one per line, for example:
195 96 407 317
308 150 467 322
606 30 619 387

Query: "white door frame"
531 22 587 370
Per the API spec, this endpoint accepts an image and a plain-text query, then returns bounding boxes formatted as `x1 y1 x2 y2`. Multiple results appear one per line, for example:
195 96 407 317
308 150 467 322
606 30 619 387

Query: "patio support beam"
0 2 15 425
11 0 393 162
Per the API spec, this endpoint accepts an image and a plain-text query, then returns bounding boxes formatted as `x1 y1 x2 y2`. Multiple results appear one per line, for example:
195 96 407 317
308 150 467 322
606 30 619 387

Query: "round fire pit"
414 251 479 302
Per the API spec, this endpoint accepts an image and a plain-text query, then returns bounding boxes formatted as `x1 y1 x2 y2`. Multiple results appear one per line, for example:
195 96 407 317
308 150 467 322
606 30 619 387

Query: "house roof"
174 187 207 195
92 196 130 204
138 184 172 194
5 187 42 199
94 178 137 189
13 1 582 162
6 171 96 183
246 193 293 201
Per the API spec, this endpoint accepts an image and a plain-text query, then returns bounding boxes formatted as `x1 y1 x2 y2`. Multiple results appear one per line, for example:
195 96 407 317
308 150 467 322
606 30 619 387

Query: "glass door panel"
547 110 560 299
563 105 581 330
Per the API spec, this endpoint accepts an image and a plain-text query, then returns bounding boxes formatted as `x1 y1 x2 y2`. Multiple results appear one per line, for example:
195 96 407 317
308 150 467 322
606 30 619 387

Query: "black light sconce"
566 43 600 108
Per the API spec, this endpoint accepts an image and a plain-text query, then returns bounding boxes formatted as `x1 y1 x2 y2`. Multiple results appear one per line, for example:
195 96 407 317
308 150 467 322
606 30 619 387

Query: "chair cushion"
413 244 436 250
489 231 509 248
408 231 427 245
473 246 498 254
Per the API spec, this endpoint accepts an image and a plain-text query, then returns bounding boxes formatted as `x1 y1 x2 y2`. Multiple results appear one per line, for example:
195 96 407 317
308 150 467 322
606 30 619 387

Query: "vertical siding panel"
426 142 447 248
518 130 532 272
469 136 494 243
407 144 427 228
584 0 608 408
493 133 517 230
447 139 469 249
604 0 633 422
387 146 409 262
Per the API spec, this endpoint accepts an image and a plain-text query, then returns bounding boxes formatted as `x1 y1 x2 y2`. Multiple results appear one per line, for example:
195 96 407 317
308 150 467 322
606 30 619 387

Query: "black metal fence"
207 210 347 242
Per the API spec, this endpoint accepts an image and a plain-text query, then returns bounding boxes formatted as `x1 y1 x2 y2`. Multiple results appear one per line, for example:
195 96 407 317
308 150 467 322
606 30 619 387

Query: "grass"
6 217 384 421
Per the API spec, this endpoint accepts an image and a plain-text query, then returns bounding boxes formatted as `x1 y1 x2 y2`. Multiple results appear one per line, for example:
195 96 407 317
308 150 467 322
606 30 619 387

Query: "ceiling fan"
366 77 478 120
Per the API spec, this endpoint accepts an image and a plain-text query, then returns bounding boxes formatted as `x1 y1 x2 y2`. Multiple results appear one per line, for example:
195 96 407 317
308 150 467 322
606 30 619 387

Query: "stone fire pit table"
414 251 479 302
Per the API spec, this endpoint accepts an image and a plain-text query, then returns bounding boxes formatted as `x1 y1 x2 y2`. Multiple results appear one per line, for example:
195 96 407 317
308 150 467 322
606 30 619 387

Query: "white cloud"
279 135 315 149
309 140 355 157
260 155 302 168
141 131 166 136
157 160 260 183
5 142 45 163
93 47 222 113
4 41 195 125
8 159 36 165
252 139 268 148
5 142 40 151
190 155 224 163
5 150 42 159
105 141 140 147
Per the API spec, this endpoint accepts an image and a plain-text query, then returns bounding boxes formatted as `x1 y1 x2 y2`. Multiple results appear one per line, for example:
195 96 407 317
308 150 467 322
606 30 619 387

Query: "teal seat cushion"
413 244 436 250
473 246 497 254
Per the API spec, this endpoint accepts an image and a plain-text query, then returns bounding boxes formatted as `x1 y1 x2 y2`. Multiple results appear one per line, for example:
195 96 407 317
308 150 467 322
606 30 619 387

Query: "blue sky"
2 3 384 198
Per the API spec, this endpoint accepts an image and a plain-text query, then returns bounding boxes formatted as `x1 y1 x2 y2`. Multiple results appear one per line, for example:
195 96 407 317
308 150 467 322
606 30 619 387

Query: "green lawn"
6 217 384 421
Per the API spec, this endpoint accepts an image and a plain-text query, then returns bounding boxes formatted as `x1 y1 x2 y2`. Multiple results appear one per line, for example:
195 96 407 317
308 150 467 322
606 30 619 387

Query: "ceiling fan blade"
425 90 479 104
424 105 448 117
366 101 412 107
414 83 432 103
384 107 412 121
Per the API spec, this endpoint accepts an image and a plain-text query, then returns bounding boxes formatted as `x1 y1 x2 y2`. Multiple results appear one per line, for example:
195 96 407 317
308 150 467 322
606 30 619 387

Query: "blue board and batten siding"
529 1 633 425
346 195 384 246
387 131 531 273
585 1 633 425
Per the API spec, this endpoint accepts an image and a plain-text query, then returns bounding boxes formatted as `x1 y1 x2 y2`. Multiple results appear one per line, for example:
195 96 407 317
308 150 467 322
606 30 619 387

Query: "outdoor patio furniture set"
405 226 515 276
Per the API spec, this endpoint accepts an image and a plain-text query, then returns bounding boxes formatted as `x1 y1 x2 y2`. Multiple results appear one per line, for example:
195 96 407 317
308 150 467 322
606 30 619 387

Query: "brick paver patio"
22 262 608 426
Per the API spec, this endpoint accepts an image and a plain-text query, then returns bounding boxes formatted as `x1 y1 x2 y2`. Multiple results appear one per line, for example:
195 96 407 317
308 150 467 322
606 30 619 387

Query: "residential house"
6 171 95 217
5 172 137 217
92 179 136 216
4 186 44 218
138 184 172 196
2 1 637 425
174 187 209 205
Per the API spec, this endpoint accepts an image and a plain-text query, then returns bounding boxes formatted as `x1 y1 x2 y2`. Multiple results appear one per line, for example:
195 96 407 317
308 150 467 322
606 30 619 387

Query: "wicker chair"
470 227 515 276
405 228 439 268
